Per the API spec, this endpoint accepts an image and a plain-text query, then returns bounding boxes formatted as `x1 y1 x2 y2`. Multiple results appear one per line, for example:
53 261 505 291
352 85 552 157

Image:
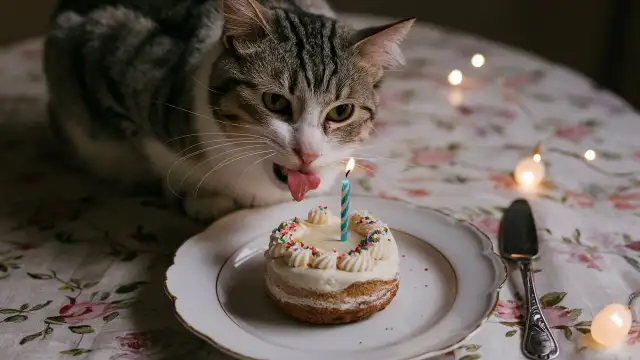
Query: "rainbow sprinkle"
272 211 391 259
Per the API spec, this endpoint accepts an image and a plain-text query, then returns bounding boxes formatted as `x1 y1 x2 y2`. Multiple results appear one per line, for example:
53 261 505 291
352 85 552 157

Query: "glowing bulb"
448 89 463 107
514 157 545 188
591 303 632 347
532 153 542 163
448 69 463 86
471 53 485 68
584 149 596 161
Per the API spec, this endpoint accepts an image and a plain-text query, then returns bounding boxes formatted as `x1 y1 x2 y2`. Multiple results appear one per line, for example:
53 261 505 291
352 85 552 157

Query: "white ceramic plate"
165 196 506 360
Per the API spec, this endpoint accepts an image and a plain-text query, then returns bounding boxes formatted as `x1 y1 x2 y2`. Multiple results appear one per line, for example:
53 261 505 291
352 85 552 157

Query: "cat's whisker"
355 163 375 175
167 141 267 183
343 155 409 166
166 143 266 197
234 152 277 199
164 132 271 144
161 102 251 128
178 144 268 188
176 139 267 157
194 149 276 195
192 76 221 94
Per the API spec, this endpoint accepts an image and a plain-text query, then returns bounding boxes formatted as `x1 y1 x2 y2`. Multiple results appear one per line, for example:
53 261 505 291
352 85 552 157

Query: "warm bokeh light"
532 153 542 163
591 304 632 347
448 69 463 86
584 149 596 161
514 157 545 188
471 53 486 68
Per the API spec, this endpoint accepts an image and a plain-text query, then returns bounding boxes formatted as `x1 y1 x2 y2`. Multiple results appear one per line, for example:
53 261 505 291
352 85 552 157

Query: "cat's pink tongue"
286 169 321 202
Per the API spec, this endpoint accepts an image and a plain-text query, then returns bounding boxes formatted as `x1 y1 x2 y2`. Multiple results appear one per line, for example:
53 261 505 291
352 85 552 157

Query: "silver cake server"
498 198 559 360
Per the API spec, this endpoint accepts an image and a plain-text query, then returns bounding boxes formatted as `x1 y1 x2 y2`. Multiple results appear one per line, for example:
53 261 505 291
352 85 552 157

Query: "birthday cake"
264 206 400 324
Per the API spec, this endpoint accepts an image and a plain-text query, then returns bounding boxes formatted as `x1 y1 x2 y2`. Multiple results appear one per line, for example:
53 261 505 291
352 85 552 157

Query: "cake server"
498 198 559 360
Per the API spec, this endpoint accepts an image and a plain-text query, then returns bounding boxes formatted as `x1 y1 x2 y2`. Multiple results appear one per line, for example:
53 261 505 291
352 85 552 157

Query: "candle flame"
346 158 355 173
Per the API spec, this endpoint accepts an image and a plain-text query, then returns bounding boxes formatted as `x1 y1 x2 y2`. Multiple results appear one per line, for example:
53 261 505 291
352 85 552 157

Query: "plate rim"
164 196 508 360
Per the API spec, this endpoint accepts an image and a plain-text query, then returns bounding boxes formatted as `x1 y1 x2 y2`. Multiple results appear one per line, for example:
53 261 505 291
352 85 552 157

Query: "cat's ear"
222 0 273 45
350 18 415 69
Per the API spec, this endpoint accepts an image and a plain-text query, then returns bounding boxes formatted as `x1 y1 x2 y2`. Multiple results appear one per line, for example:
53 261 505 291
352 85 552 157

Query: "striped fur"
44 0 414 221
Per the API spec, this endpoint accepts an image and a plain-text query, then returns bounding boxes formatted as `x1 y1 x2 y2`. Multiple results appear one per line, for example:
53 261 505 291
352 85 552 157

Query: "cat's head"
207 0 414 201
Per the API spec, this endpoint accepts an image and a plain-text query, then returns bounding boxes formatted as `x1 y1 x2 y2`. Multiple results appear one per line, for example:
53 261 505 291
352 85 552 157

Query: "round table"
1 14 639 360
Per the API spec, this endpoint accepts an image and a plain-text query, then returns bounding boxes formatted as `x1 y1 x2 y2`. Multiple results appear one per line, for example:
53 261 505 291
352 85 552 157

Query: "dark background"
1 0 638 108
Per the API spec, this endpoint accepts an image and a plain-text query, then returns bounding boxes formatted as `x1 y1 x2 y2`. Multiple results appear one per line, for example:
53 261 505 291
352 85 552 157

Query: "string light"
471 53 485 68
584 149 596 161
591 303 633 347
448 69 463 86
514 144 545 189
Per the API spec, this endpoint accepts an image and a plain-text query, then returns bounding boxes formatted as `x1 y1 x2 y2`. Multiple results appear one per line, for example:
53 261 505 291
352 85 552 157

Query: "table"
1 14 640 360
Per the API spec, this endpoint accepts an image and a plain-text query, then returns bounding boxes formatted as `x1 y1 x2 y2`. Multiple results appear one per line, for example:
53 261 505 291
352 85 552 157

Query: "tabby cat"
44 0 414 221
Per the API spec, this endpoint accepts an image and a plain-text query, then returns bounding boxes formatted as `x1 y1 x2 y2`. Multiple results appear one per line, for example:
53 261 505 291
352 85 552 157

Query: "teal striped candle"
340 158 355 242
340 179 350 242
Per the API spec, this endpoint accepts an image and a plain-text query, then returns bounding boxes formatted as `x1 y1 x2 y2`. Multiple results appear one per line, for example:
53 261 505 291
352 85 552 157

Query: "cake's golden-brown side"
266 276 399 324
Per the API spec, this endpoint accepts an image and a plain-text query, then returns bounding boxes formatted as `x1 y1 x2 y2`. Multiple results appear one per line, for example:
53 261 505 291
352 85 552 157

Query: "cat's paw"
183 195 238 223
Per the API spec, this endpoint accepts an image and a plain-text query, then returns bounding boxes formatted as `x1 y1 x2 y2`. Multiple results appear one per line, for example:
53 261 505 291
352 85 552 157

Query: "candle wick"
345 170 352 178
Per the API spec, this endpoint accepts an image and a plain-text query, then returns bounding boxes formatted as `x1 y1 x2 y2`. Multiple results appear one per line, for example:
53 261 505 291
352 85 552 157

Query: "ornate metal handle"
520 262 560 360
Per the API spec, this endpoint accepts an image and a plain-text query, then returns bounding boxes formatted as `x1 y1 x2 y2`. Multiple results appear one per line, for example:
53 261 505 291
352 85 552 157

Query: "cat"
44 0 414 222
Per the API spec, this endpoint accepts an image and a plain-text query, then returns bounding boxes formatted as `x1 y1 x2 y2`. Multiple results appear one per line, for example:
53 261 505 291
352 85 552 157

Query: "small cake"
264 206 400 324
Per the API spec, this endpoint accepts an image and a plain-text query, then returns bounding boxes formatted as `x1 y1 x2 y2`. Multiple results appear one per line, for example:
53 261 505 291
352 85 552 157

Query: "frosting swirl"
287 248 313 268
268 243 288 258
338 253 375 272
368 234 389 260
307 206 331 225
311 251 338 269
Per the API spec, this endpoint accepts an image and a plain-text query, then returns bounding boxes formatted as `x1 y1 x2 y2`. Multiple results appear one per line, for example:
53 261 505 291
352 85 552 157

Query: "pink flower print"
489 174 517 190
117 332 155 354
633 152 640 161
496 300 581 328
555 125 592 142
494 300 523 322
627 328 640 345
559 231 624 271
410 148 453 166
473 216 500 238
404 189 430 197
567 252 603 271
473 216 500 237
609 192 640 210
563 191 595 208
541 307 580 328
625 241 640 252
59 300 113 324
378 191 401 201
440 351 455 360
457 105 517 120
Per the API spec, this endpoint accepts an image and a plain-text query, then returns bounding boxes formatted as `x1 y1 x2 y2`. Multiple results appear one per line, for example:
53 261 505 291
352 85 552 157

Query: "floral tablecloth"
1 14 640 360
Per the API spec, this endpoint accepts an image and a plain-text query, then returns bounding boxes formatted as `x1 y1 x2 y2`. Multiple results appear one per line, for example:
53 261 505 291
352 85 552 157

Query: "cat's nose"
295 150 319 165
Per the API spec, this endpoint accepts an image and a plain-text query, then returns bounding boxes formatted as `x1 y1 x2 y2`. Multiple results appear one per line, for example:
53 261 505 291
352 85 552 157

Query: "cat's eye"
326 104 355 123
262 93 291 113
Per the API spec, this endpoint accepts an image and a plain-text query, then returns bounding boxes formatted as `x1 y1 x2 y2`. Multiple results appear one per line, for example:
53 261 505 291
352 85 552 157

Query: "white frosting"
268 243 288 258
307 206 331 225
338 252 375 272
265 273 396 310
287 248 313 268
265 207 399 292
311 251 338 269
